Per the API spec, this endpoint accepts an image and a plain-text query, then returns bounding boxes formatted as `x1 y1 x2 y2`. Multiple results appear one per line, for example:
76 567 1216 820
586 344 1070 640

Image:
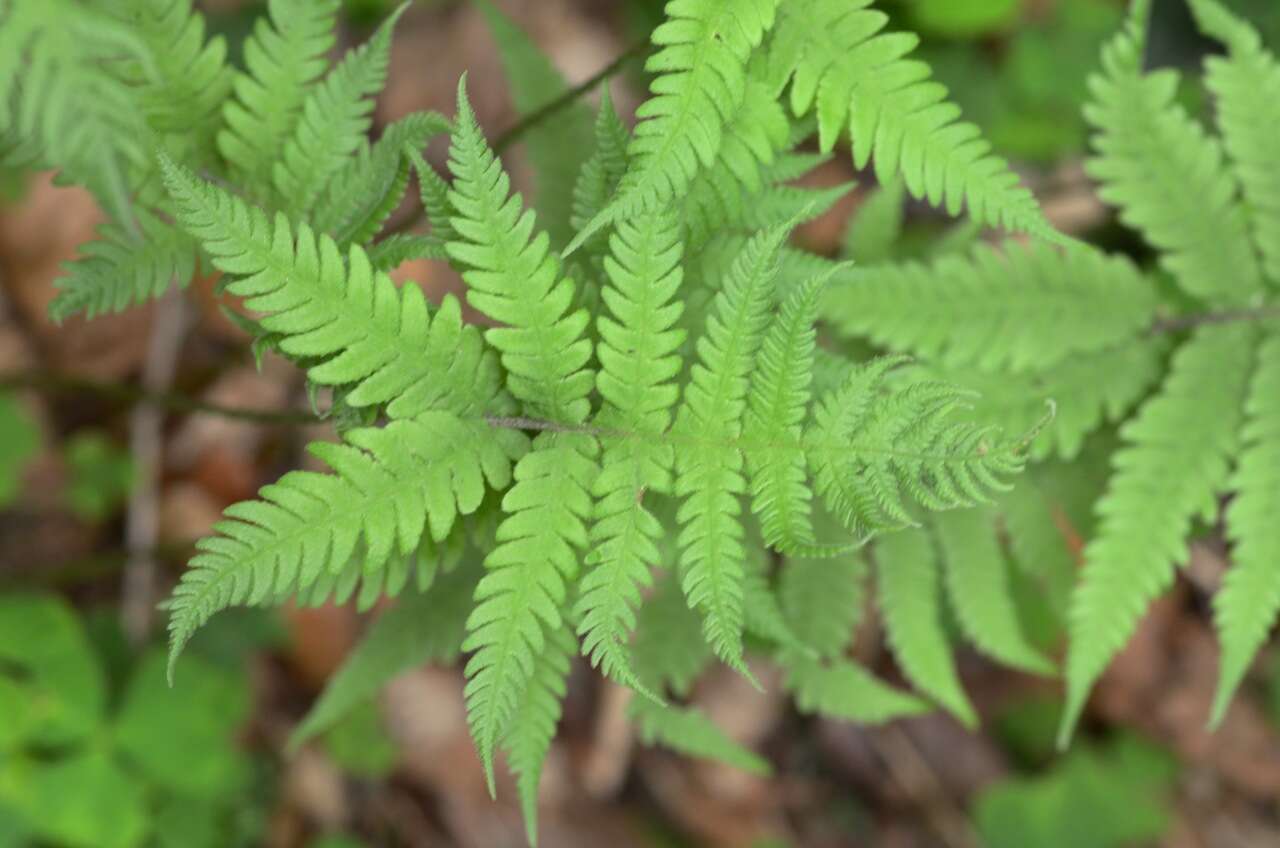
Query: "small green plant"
0 595 259 848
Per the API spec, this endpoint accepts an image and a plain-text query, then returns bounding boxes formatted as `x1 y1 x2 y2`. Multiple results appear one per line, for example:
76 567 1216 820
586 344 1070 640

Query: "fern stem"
1150 305 1280 335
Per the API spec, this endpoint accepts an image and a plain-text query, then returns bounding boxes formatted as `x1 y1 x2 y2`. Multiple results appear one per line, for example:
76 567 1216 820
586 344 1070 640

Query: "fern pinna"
821 0 1280 743
3 0 1083 841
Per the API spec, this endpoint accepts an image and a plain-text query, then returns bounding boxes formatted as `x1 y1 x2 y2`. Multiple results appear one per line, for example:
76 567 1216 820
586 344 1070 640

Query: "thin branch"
493 36 649 154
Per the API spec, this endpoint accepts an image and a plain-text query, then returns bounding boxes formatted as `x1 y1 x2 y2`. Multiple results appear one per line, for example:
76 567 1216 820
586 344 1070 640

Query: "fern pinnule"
463 432 598 795
824 242 1157 373
783 655 930 723
778 554 865 660
674 223 792 682
874 526 976 726
1212 335 1280 727
632 569 713 697
629 697 770 774
446 80 594 424
1085 2 1264 304
933 507 1054 675
565 0 783 255
569 86 630 265
166 413 527 680
576 209 686 696
1190 0 1280 287
160 158 507 421
1060 325 1258 745
766 0 1062 242
218 0 339 187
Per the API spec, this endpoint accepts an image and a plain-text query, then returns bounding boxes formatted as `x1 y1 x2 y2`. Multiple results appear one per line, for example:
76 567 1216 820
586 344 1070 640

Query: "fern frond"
462 433 597 794
479 0 595 250
674 224 791 679
217 0 340 187
1211 334 1280 726
745 273 828 553
576 210 685 694
807 357 1024 539
842 177 906 264
50 210 195 322
272 6 402 216
161 159 507 420
779 554 866 660
167 414 527 679
569 86 630 265
783 655 929 723
1190 0 1280 287
291 559 479 747
824 243 1156 373
310 111 451 247
766 0 1060 241
366 233 448 270
933 507 1054 676
1060 325 1257 745
944 339 1167 462
630 697 770 774
502 620 575 847
565 0 783 254
874 527 976 726
107 0 233 150
1085 4 1264 304
445 81 594 423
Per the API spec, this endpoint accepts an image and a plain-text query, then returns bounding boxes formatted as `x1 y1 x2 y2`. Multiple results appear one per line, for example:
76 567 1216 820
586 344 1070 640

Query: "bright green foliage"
62 432 134 521
1212 335 1280 724
933 507 1054 675
673 225 790 677
1061 326 1257 742
779 555 865 660
576 210 685 694
479 0 595 250
446 82 594 423
218 0 340 188
161 159 507 420
272 6 403 216
0 393 39 508
629 697 770 775
567 0 783 253
824 242 1158 373
50 210 195 322
784 656 930 723
875 527 976 726
502 621 575 844
1084 1 1264 304
1191 0 1280 285
766 0 1062 241
570 87 631 265
631 568 713 696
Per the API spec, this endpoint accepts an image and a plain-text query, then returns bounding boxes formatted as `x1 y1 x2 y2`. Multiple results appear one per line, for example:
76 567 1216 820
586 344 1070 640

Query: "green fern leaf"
566 0 783 254
823 242 1157 373
1061 325 1257 744
875 527 976 726
943 338 1167 461
629 697 770 774
767 0 1061 241
674 224 791 679
745 272 829 553
218 0 340 187
842 177 906 264
503 620 575 847
779 554 866 660
167 414 527 678
50 210 195 322
161 159 508 420
632 568 713 697
1085 3 1264 304
272 6 402 216
311 111 451 247
479 0 595 250
462 433 597 794
1190 0 1280 287
783 655 930 723
366 233 448 270
445 81 594 423
1212 334 1280 726
569 85 630 264
933 507 1055 675
576 209 686 695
